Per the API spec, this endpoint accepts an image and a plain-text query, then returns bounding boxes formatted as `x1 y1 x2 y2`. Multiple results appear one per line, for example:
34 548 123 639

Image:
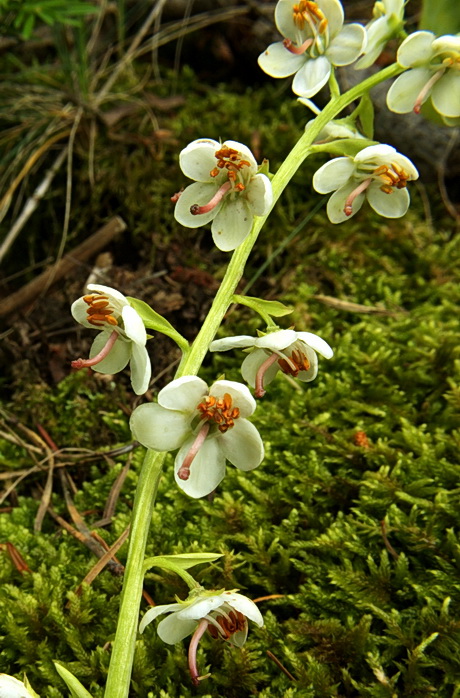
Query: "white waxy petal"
229 626 248 647
223 140 258 172
241 350 280 389
211 198 253 252
175 436 226 498
219 419 264 472
178 595 225 620
386 68 433 114
223 592 264 626
139 602 182 633
71 297 94 328
312 157 355 194
297 332 334 359
129 343 151 395
367 183 410 218
246 174 273 217
174 181 221 228
432 34 460 55
89 332 130 374
87 284 128 305
275 0 306 40
327 24 366 66
431 71 460 118
209 335 257 351
156 614 198 644
318 0 344 38
159 375 208 411
397 30 434 67
179 138 220 181
258 42 305 78
130 403 191 451
0 675 35 698
122 305 146 345
292 55 331 97
208 379 256 419
355 17 389 70
326 181 365 223
355 144 396 163
255 329 297 350
390 153 419 181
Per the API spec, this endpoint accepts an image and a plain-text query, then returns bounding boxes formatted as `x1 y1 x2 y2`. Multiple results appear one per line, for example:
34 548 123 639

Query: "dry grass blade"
314 294 404 315
76 526 130 593
101 456 132 523
34 453 55 532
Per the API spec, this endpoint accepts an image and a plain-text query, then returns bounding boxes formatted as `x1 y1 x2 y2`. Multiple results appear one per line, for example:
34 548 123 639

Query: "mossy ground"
1 67 459 697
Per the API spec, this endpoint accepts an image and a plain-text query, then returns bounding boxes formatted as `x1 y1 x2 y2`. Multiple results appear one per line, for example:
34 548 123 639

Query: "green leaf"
357 94 374 139
23 676 40 698
53 663 93 698
144 552 222 572
126 297 189 352
233 295 293 322
310 138 377 158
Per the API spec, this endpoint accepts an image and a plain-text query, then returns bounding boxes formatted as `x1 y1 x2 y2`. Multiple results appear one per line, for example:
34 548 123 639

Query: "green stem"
103 59 405 698
104 450 165 698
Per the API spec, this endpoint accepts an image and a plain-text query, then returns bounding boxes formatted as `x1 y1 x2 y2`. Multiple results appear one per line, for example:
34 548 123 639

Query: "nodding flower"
173 139 272 252
70 284 151 395
139 589 264 687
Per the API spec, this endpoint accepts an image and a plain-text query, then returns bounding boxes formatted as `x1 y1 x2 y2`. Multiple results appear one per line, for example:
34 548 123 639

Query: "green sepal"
143 552 222 573
127 297 189 352
257 158 273 179
233 295 293 325
53 663 93 698
23 676 40 698
310 138 377 158
356 94 375 139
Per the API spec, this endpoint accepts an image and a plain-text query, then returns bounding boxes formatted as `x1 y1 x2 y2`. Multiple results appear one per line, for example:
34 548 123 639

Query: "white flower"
386 31 460 121
312 144 418 223
130 376 264 498
174 139 272 252
71 284 151 395
140 589 263 687
210 329 333 397
355 0 405 70
258 0 366 97
0 675 36 698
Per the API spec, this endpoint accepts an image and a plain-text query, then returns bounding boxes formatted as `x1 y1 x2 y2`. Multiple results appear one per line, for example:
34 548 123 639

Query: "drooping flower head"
174 139 272 252
210 329 333 398
71 284 151 395
258 0 366 97
355 0 405 70
130 376 264 498
140 588 263 687
386 31 460 123
312 144 418 223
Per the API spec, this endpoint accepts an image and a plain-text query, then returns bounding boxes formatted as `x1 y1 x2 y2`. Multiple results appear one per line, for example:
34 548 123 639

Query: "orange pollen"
196 393 240 433
210 146 251 180
208 610 246 640
374 163 409 191
278 349 310 377
293 1 327 31
83 293 118 327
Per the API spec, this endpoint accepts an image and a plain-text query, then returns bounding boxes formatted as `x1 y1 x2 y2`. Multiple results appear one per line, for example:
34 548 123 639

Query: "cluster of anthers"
284 1 328 55
82 293 118 327
197 393 240 433
207 609 246 641
344 161 410 216
210 146 250 189
277 348 311 376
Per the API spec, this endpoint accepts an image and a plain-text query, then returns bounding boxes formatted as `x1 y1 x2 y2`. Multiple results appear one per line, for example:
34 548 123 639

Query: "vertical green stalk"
103 60 405 698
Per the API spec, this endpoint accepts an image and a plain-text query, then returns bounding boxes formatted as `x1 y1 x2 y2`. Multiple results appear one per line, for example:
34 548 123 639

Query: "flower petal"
397 30 434 67
386 68 433 113
157 614 197 644
122 305 146 345
175 436 226 498
255 329 298 350
219 419 264 471
211 198 253 252
129 343 151 395
209 335 257 351
258 42 305 78
292 56 331 97
223 140 258 171
208 379 256 418
158 376 208 411
179 138 220 181
312 157 355 194
139 603 182 633
229 626 248 647
178 595 226 620
354 144 396 163
297 332 334 359
367 183 410 218
431 71 460 118
89 332 130 374
327 24 366 66
318 0 344 38
174 181 221 228
241 349 280 389
71 297 94 328
223 592 264 626
326 181 365 223
245 174 273 217
130 403 191 451
87 284 128 304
